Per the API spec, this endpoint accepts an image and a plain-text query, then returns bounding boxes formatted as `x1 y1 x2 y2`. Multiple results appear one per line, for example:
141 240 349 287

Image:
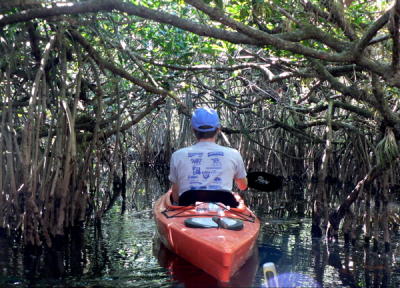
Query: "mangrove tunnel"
0 0 399 287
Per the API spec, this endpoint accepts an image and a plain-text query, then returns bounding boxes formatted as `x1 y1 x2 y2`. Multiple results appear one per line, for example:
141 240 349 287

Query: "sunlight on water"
0 168 399 287
1 208 400 288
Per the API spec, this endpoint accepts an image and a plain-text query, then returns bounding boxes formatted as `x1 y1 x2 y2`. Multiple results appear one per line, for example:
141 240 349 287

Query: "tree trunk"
312 100 333 238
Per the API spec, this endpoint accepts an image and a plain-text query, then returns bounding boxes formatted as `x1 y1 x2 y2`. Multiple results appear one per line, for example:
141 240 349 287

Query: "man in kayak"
169 107 247 207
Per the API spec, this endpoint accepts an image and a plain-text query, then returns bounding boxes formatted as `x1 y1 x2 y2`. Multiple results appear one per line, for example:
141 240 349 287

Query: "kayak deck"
153 190 260 282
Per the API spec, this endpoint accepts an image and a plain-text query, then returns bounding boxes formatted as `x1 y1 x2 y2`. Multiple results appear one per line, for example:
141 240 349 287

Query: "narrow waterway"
0 167 399 287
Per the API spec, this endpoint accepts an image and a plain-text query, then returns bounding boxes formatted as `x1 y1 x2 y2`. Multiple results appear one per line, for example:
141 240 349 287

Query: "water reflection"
265 272 321 288
256 217 400 288
154 238 259 288
0 166 399 287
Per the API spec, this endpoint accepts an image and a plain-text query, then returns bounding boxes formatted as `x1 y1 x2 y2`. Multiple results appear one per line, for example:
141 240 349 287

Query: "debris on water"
264 219 303 225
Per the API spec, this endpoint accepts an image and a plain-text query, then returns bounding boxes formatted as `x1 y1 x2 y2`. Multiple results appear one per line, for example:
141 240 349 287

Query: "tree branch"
353 8 391 57
288 100 374 119
371 73 400 127
68 29 189 114
328 165 384 239
116 42 279 75
320 0 357 40
0 0 42 10
1 0 396 84
311 59 375 105
0 0 262 46
389 2 400 71
270 64 365 83
102 96 167 139
184 0 354 62
295 120 364 134
264 116 325 144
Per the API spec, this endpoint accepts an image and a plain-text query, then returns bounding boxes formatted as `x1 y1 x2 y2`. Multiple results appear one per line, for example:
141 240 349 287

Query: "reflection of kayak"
153 190 260 283
153 237 259 287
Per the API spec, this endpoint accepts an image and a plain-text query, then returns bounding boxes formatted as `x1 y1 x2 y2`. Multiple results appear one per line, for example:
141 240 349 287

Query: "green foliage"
1 0 400 258
376 128 399 167
226 0 252 22
346 0 391 25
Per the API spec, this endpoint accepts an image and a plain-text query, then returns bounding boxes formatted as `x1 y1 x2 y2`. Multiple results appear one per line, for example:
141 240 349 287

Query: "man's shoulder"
217 145 240 154
207 145 241 160
172 144 240 156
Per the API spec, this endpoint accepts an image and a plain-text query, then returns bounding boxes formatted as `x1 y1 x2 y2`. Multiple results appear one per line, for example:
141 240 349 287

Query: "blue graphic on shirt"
190 158 202 165
188 152 203 158
213 177 222 183
208 152 224 157
210 170 219 176
191 185 207 190
209 185 222 190
188 175 198 180
189 181 202 185
192 167 201 175
210 158 222 168
202 171 211 179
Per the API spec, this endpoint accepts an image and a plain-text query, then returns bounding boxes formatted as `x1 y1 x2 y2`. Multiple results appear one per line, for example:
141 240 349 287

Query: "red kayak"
153 237 259 287
153 190 260 283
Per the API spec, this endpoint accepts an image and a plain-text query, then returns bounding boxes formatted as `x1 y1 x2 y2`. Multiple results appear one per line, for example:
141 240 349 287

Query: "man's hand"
235 177 248 191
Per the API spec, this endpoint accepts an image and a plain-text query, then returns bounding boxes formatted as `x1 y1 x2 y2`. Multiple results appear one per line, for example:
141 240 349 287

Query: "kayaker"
169 107 248 207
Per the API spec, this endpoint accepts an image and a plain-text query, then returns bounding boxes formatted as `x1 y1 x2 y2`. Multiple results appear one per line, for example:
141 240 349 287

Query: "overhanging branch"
185 0 354 62
68 29 189 114
0 0 261 46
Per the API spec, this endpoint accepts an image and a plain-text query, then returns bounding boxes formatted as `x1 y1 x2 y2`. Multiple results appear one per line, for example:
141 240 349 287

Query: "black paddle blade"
247 172 283 192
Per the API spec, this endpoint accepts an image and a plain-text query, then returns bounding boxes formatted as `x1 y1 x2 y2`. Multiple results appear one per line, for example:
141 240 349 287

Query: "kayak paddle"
247 171 283 192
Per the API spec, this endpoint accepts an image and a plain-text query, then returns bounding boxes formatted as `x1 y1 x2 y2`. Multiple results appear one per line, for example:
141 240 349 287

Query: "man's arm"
171 182 180 204
235 177 248 191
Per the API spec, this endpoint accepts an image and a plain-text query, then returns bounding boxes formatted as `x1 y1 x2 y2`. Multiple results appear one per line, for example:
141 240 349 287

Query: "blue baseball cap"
191 107 221 132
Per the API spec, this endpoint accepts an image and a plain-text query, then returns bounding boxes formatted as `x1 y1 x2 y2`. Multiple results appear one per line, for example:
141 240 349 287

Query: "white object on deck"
263 262 279 287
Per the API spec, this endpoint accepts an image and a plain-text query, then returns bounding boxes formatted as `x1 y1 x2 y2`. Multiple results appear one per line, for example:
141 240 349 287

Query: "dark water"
0 169 399 287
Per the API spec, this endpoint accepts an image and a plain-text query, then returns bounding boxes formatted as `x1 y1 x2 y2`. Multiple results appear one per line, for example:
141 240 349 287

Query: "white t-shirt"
169 142 247 196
